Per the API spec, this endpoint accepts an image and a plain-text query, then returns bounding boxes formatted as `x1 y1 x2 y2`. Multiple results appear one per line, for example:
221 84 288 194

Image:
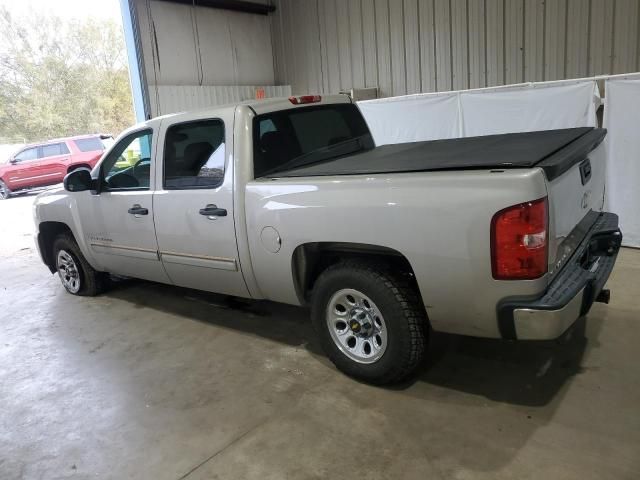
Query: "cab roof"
150 94 352 126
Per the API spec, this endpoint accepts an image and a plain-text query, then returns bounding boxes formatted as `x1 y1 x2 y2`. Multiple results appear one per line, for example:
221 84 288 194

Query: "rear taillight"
491 197 548 280
288 95 322 105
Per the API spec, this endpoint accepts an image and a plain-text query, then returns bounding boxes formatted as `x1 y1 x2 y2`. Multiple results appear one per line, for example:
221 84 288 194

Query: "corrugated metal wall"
134 0 275 87
131 0 290 116
148 85 292 115
270 0 640 97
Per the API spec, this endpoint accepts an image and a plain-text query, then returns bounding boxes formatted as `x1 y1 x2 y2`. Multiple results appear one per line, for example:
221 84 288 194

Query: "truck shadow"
105 277 317 350
105 278 595 409
406 319 591 407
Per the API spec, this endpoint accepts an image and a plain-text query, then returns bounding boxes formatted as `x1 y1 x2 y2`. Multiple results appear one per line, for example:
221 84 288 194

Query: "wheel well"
291 242 418 304
67 164 92 174
38 222 74 273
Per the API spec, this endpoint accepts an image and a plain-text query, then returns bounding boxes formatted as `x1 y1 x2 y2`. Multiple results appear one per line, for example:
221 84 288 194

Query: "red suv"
0 134 113 199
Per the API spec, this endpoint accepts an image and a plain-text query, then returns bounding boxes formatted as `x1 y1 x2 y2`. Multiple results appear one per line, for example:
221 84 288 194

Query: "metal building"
123 0 640 118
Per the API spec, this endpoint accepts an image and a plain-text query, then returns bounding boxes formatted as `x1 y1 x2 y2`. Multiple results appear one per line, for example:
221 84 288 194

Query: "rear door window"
163 119 226 189
41 143 70 158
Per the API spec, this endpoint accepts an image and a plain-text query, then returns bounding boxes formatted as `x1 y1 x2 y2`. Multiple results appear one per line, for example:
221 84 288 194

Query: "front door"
9 146 43 189
153 116 250 297
77 128 170 283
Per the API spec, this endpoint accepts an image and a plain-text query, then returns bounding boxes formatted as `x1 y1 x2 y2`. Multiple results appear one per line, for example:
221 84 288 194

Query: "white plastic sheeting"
604 78 640 247
460 82 600 136
356 94 461 144
358 81 600 145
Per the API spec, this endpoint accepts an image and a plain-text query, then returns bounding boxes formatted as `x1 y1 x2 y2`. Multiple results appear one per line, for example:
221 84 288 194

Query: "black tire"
0 179 11 200
311 260 427 385
52 233 107 296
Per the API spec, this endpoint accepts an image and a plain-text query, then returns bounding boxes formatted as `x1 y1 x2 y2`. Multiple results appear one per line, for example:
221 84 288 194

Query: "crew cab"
32 95 622 384
0 134 113 199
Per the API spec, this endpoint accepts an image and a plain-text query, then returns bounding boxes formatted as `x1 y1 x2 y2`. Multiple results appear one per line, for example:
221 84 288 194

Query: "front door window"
14 147 39 163
100 130 153 190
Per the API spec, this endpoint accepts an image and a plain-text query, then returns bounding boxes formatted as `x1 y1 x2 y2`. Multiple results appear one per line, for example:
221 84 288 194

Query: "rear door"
39 142 72 182
153 113 250 297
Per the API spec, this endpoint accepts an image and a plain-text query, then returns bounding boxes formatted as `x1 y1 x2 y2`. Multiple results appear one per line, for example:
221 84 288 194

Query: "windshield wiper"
262 135 369 177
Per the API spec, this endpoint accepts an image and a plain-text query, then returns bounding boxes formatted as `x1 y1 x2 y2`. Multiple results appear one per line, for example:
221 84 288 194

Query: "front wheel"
53 233 107 296
0 180 11 200
311 261 427 385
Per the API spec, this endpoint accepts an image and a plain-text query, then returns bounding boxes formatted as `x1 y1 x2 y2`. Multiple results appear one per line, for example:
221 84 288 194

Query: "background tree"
0 6 134 144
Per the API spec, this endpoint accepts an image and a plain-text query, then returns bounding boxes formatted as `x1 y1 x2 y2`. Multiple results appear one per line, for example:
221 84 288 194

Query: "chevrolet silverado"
32 95 622 384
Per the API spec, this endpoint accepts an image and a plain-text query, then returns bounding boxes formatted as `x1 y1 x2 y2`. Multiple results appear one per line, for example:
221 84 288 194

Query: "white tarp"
460 82 599 136
604 78 640 247
358 81 600 145
358 93 460 144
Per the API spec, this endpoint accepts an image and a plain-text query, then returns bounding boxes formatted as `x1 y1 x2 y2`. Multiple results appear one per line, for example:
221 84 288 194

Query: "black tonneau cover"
267 127 606 182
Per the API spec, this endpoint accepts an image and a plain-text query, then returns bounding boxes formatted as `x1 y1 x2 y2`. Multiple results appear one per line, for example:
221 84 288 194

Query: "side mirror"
9 159 17 165
63 168 93 193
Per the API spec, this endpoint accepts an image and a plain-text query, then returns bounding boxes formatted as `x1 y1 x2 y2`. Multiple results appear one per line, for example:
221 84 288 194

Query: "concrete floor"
1 194 639 480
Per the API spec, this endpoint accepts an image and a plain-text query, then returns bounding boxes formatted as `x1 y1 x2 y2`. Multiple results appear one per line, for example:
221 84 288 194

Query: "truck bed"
268 127 606 181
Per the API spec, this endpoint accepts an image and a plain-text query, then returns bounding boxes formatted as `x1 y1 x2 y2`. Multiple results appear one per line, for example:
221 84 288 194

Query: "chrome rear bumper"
497 212 622 340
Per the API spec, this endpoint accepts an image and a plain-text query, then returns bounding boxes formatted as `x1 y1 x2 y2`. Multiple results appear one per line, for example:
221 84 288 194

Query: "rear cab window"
252 103 374 178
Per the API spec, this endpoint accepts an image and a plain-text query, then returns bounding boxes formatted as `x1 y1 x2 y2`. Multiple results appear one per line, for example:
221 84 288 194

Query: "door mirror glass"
64 168 92 192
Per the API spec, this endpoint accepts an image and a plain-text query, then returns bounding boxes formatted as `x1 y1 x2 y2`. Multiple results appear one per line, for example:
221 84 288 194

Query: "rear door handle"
199 204 227 217
128 204 148 215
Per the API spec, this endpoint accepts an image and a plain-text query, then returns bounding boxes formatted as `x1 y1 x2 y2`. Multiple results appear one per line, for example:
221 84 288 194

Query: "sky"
0 0 122 23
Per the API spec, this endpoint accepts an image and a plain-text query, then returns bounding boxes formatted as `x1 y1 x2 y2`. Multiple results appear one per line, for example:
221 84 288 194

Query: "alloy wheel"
57 250 81 293
326 288 388 364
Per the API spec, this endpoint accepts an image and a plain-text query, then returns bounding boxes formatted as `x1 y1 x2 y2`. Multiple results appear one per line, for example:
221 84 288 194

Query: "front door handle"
128 204 149 215
199 204 227 217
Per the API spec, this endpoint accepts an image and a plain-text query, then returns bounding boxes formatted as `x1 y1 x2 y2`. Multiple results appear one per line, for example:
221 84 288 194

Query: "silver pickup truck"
33 94 622 384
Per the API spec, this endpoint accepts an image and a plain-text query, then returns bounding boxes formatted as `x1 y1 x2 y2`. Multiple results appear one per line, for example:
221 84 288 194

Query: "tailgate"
543 129 607 279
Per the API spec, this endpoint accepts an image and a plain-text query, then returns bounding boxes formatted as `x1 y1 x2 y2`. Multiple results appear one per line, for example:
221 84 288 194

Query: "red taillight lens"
491 197 548 280
288 95 322 105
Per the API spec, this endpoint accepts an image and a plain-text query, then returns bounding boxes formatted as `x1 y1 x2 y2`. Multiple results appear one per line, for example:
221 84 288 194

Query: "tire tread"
312 259 427 384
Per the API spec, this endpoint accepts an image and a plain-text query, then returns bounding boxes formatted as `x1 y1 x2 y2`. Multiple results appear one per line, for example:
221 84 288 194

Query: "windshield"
253 103 374 178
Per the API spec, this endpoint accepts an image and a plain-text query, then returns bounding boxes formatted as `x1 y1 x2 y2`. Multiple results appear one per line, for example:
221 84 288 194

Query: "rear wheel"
0 180 11 200
311 261 427 384
53 233 107 296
